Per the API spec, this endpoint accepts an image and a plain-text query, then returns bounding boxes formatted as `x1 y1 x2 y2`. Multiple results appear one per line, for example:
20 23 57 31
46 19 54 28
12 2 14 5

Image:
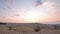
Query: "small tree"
34 24 40 32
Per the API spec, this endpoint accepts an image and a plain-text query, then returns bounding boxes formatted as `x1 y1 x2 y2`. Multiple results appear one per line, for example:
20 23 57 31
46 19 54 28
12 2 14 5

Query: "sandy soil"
0 23 60 34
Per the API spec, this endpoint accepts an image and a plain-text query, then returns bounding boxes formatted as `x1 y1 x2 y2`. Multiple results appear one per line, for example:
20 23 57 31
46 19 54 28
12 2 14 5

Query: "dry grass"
0 23 60 34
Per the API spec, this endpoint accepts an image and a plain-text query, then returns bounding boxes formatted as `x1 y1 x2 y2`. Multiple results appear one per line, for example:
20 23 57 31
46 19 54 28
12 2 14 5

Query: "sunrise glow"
0 0 60 24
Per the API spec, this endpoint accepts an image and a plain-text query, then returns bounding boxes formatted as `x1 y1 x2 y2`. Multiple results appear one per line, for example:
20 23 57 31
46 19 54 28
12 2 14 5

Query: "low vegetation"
0 22 6 25
53 25 60 30
34 24 41 32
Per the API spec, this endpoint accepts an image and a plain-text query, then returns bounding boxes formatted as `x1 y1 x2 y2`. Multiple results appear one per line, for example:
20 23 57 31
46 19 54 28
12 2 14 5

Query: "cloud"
36 0 60 22
36 0 43 7
0 0 13 10
42 0 59 17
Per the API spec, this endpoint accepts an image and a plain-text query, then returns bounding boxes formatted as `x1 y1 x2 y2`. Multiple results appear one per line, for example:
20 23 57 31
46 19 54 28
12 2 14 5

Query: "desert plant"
8 26 12 30
0 22 6 25
54 25 59 30
34 24 40 32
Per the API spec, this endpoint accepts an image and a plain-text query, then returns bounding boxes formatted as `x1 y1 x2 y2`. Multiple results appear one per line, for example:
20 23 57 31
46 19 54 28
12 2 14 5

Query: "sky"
0 0 60 24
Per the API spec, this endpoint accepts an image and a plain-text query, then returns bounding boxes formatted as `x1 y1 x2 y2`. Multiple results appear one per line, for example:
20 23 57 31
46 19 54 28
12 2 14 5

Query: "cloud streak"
36 0 43 7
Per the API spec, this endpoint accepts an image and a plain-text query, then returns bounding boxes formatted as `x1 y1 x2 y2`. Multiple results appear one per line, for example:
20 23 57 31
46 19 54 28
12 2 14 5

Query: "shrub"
34 24 40 32
54 25 60 30
8 26 12 30
0 22 6 25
